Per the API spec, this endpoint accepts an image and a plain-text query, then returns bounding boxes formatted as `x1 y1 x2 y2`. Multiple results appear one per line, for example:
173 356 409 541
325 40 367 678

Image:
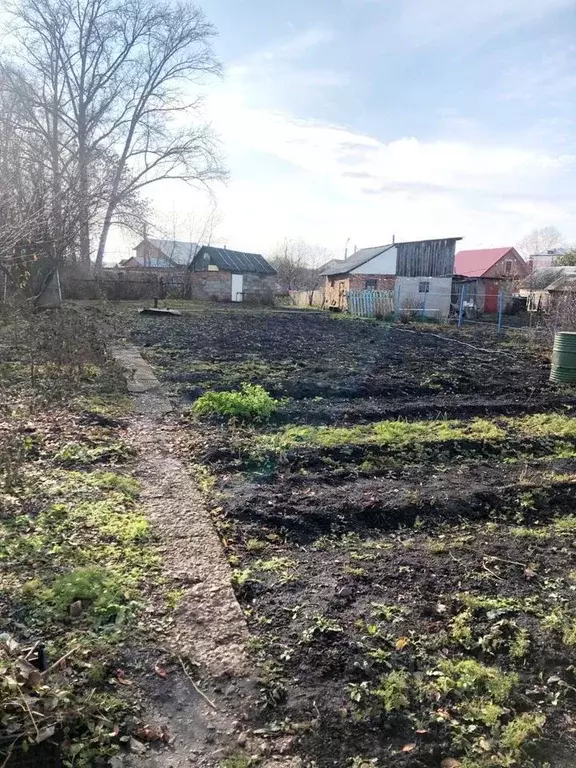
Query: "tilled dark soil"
132 309 576 768
132 311 567 423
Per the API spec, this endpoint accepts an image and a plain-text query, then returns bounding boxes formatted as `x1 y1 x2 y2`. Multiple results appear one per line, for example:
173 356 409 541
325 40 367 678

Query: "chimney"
392 234 396 244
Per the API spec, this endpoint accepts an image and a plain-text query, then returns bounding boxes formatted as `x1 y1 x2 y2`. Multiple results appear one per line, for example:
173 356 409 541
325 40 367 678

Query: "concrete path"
111 344 250 767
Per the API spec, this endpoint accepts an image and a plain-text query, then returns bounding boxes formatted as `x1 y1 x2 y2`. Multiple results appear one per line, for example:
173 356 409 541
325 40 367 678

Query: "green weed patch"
250 413 576 453
193 383 279 422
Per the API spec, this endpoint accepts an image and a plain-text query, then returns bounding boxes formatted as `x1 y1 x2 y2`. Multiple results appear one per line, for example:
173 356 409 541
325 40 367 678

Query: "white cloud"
139 24 576 257
210 97 575 196
203 86 576 252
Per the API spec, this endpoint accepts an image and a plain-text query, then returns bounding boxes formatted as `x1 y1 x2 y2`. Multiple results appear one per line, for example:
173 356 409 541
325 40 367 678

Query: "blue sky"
140 0 576 259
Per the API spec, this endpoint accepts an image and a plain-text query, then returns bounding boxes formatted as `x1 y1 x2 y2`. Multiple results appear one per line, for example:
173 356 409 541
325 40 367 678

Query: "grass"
248 412 576 454
0 312 164 765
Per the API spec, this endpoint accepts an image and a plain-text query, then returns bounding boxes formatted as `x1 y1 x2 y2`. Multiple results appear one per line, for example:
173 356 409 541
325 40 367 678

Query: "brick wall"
189 271 275 303
349 274 395 291
242 273 276 304
189 270 231 301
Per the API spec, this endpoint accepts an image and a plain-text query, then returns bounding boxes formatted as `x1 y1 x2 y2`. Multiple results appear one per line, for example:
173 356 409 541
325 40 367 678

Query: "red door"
484 281 498 313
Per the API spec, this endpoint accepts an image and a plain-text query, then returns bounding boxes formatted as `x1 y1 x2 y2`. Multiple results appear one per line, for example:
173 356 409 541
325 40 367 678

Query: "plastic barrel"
550 332 576 383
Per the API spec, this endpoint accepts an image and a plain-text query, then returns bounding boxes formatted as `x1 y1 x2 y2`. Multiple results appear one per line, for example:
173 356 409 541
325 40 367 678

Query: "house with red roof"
453 247 528 313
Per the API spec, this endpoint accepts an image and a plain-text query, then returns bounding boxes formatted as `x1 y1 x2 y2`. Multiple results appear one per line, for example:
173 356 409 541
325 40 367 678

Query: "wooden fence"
288 289 324 308
347 290 395 318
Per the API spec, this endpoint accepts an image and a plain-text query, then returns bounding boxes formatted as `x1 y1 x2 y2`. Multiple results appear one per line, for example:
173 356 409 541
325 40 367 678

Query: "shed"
518 266 576 312
188 245 277 303
321 237 461 318
453 247 528 313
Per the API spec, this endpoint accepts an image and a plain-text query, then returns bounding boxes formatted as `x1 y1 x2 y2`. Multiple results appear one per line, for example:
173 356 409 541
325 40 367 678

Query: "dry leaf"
116 669 134 686
441 759 462 768
415 729 428 734
524 567 536 580
134 724 171 743
154 663 168 679
129 737 147 755
36 725 55 743
16 658 42 687
395 637 410 650
401 743 416 752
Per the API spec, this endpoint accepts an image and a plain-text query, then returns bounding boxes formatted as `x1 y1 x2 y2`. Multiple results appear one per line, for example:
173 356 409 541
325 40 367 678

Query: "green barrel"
551 332 576 383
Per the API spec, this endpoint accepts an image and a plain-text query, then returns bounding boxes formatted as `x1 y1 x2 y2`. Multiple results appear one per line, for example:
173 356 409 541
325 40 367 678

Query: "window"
365 279 378 290
505 260 513 275
419 281 430 293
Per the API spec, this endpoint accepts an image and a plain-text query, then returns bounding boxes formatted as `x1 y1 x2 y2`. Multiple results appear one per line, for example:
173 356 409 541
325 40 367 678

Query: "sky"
113 0 576 261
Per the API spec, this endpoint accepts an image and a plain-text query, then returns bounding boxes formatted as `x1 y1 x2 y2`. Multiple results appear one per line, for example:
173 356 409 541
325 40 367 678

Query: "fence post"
395 284 401 321
497 290 504 335
421 284 428 320
457 283 467 328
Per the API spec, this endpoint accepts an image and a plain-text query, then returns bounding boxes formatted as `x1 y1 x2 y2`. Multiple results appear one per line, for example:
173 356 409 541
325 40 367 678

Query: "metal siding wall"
396 240 456 277
395 277 452 318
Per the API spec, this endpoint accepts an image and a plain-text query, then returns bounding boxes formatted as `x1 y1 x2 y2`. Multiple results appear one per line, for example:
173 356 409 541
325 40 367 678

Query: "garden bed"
132 308 576 768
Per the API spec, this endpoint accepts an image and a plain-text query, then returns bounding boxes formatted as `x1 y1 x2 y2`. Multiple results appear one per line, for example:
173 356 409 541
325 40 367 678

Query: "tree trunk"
78 152 91 267
94 200 115 271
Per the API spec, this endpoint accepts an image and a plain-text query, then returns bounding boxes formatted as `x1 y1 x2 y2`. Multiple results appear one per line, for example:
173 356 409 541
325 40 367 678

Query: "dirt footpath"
113 345 251 768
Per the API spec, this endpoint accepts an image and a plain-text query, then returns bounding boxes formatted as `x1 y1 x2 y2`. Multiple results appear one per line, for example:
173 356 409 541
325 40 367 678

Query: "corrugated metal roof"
321 245 395 276
520 266 576 291
147 239 199 266
318 258 345 273
193 245 276 275
454 247 516 277
321 238 462 276
531 247 568 258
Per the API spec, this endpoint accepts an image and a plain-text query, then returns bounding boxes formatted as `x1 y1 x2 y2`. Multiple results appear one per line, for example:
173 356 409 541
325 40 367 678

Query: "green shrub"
193 384 278 422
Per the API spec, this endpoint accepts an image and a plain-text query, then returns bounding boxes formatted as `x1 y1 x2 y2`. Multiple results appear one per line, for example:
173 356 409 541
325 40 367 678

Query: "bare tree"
7 0 225 269
270 238 331 303
517 226 564 257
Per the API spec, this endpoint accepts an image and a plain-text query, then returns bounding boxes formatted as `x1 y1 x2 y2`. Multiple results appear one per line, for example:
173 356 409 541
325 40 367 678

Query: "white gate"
231 273 243 302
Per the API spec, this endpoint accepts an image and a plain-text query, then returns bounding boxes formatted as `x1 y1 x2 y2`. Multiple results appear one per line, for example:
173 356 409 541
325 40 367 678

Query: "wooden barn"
453 247 528 313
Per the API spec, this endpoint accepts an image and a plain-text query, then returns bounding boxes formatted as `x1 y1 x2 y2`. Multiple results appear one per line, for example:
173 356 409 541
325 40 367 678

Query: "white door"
231 273 243 302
